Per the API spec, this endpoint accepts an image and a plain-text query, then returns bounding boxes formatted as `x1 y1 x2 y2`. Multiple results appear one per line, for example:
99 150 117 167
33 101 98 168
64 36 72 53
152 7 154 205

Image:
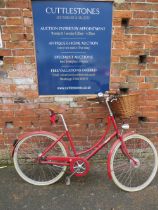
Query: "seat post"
59 114 68 131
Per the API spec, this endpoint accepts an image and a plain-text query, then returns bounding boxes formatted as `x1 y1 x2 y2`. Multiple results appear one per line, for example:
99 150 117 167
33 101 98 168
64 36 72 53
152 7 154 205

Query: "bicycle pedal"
65 177 71 186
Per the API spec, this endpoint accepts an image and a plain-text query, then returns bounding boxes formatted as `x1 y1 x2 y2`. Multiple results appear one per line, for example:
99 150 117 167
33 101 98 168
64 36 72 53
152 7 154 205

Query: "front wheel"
110 134 158 192
13 133 67 186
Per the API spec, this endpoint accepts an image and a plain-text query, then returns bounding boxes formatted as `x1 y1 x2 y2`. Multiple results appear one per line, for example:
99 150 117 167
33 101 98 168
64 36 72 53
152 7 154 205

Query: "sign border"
31 0 114 96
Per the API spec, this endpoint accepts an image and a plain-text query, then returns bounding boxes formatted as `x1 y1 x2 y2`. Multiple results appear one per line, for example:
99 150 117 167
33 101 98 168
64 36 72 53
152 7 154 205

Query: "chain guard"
70 158 90 177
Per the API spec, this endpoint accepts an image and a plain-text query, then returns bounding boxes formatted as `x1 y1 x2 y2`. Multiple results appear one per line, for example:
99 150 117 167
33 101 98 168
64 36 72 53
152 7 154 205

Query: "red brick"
129 19 150 27
130 49 145 56
147 64 158 69
6 0 29 9
112 18 121 27
150 49 158 56
0 9 21 17
12 49 34 56
111 56 120 62
133 11 153 18
146 90 158 95
23 10 32 18
0 9 6 16
127 64 139 69
126 41 144 49
151 4 158 11
0 84 10 92
1 34 10 41
23 90 38 99
121 70 140 76
141 70 151 76
24 18 32 26
0 136 5 142
152 35 158 42
115 3 132 10
111 63 127 71
6 41 33 49
3 26 25 33
112 49 130 56
112 34 131 41
153 12 158 19
25 57 36 64
131 3 152 10
110 76 126 83
113 11 133 18
120 57 138 63
0 49 11 56
25 27 33 33
145 28 158 34
150 20 158 27
145 42 155 49
147 0 158 2
10 84 17 93
6 18 23 25
113 41 125 49
145 77 158 83
127 76 145 83
132 35 152 42
146 57 156 63
127 27 145 34
4 57 25 64
11 33 25 41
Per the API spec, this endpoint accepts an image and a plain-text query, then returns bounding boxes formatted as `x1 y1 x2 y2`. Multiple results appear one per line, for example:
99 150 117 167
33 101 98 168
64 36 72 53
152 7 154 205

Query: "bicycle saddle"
49 104 68 114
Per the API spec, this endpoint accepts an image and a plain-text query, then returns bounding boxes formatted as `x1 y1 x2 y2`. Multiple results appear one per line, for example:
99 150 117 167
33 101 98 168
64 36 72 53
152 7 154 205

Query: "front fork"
119 133 138 165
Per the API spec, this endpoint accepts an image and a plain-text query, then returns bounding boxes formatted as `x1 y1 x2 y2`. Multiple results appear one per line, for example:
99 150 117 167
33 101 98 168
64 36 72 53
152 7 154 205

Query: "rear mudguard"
107 131 135 180
12 131 70 157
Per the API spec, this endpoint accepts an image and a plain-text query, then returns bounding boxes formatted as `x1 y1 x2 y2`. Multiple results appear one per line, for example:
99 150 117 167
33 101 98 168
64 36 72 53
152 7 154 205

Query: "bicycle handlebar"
87 90 118 102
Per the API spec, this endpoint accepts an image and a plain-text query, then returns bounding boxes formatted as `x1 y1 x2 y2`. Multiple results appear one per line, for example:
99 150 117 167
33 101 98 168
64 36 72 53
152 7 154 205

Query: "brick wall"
0 0 158 163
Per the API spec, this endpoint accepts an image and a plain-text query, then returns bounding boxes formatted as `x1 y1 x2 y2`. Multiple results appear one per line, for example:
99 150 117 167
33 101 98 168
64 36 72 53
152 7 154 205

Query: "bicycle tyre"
110 134 158 192
13 133 67 186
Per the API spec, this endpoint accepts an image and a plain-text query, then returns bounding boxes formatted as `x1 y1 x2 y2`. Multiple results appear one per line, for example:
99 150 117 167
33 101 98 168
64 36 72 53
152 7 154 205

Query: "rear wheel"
110 134 158 192
13 133 67 186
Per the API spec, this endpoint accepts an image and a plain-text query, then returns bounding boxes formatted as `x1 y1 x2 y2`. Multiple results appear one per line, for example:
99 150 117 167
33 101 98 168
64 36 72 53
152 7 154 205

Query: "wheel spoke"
13 134 67 185
111 135 158 192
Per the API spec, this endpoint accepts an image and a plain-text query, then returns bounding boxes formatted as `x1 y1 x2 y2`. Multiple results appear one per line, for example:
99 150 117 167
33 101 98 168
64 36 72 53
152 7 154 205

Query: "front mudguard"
107 131 135 179
12 131 70 157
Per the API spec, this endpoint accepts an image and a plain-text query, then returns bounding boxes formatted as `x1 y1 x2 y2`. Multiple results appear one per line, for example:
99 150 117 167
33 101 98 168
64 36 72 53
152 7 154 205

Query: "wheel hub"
130 158 140 168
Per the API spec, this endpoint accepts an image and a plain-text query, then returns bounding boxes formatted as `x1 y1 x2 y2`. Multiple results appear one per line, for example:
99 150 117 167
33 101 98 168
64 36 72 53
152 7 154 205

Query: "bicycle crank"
65 158 90 186
70 157 90 177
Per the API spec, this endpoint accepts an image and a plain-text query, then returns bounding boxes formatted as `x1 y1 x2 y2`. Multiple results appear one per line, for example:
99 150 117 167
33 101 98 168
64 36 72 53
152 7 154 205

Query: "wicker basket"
110 93 139 118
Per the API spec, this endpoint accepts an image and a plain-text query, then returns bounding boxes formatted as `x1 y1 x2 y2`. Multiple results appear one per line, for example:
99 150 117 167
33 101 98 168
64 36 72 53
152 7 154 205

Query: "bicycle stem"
105 97 113 116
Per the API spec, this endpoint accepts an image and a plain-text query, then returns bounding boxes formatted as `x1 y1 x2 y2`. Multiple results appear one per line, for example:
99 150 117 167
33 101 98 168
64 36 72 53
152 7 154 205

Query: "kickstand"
65 168 79 186
65 176 71 186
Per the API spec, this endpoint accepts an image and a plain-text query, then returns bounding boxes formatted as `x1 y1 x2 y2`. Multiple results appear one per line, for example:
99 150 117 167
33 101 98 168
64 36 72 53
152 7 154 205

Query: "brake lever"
110 98 117 103
109 93 118 102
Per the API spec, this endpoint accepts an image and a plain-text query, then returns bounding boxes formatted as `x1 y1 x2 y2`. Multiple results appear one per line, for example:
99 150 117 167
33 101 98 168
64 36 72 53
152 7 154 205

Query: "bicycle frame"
39 114 123 164
12 92 158 191
36 92 138 167
12 93 136 168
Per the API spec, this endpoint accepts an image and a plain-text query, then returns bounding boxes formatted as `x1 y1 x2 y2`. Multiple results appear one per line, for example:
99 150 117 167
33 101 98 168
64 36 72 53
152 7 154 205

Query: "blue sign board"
32 1 113 95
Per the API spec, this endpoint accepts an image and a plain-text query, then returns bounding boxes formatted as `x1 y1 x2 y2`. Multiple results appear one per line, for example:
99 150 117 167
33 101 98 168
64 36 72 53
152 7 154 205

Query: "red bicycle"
12 92 158 192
